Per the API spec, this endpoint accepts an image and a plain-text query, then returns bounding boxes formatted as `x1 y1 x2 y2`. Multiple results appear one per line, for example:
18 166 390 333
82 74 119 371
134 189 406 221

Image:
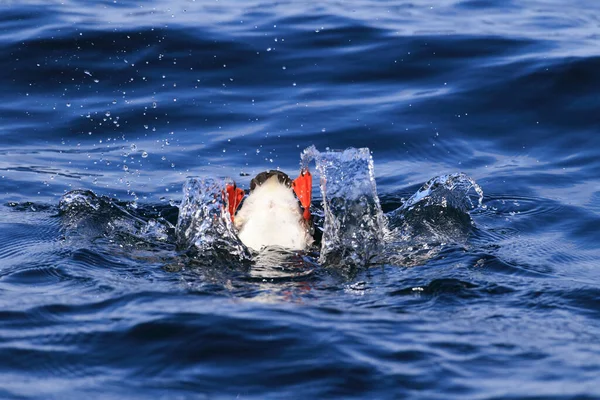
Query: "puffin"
224 169 313 252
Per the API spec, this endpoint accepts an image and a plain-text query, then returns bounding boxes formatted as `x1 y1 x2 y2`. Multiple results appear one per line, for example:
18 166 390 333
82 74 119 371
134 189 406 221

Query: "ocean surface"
2 0 600 398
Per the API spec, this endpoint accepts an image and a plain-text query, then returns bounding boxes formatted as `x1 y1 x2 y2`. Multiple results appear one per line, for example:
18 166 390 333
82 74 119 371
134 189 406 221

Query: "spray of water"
176 177 250 264
58 150 484 272
395 173 483 215
384 173 484 266
301 146 388 267
59 190 172 241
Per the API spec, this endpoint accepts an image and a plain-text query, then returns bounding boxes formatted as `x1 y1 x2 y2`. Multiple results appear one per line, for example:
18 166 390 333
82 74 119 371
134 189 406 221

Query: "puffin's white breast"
234 176 310 251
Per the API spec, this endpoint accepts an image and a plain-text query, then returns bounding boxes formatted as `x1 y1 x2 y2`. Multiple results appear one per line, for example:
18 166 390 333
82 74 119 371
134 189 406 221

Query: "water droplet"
141 151 148 158
123 165 129 171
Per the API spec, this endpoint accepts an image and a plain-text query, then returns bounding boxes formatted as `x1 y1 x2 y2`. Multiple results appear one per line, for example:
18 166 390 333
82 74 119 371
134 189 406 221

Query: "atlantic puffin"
225 169 313 252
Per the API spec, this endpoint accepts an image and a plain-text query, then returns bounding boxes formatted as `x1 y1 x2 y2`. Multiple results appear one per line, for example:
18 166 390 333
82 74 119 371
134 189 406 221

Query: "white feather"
234 175 311 251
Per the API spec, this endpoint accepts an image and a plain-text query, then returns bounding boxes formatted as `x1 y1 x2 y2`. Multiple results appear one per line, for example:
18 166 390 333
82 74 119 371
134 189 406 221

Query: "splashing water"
176 178 250 264
396 173 483 214
59 155 483 271
385 173 484 266
59 190 172 245
301 146 388 267
58 189 176 271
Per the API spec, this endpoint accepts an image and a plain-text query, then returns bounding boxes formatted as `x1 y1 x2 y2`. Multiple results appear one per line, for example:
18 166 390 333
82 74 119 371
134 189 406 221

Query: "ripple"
389 278 515 301
479 195 565 217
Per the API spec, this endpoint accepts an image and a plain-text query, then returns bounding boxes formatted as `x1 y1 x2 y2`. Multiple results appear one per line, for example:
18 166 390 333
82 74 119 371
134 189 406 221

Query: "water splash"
396 173 483 214
58 161 483 271
176 177 250 264
58 190 173 246
301 146 387 267
385 173 484 266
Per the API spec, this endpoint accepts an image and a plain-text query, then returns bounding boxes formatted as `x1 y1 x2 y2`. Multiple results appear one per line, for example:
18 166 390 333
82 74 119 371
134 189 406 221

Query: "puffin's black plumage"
250 170 292 192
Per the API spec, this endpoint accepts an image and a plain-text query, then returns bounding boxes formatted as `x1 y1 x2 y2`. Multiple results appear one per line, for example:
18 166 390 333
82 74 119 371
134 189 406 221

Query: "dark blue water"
2 0 600 398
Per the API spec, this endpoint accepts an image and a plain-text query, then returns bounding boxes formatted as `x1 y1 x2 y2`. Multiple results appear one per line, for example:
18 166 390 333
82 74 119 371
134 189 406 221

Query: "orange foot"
225 183 245 222
292 168 312 221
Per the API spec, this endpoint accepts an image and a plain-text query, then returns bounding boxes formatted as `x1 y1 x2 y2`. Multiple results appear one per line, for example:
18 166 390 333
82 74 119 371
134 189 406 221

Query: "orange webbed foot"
225 183 245 222
292 168 312 221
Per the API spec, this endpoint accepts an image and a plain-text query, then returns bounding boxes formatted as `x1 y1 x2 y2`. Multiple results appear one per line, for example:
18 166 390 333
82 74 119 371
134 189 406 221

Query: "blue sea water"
2 0 600 398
